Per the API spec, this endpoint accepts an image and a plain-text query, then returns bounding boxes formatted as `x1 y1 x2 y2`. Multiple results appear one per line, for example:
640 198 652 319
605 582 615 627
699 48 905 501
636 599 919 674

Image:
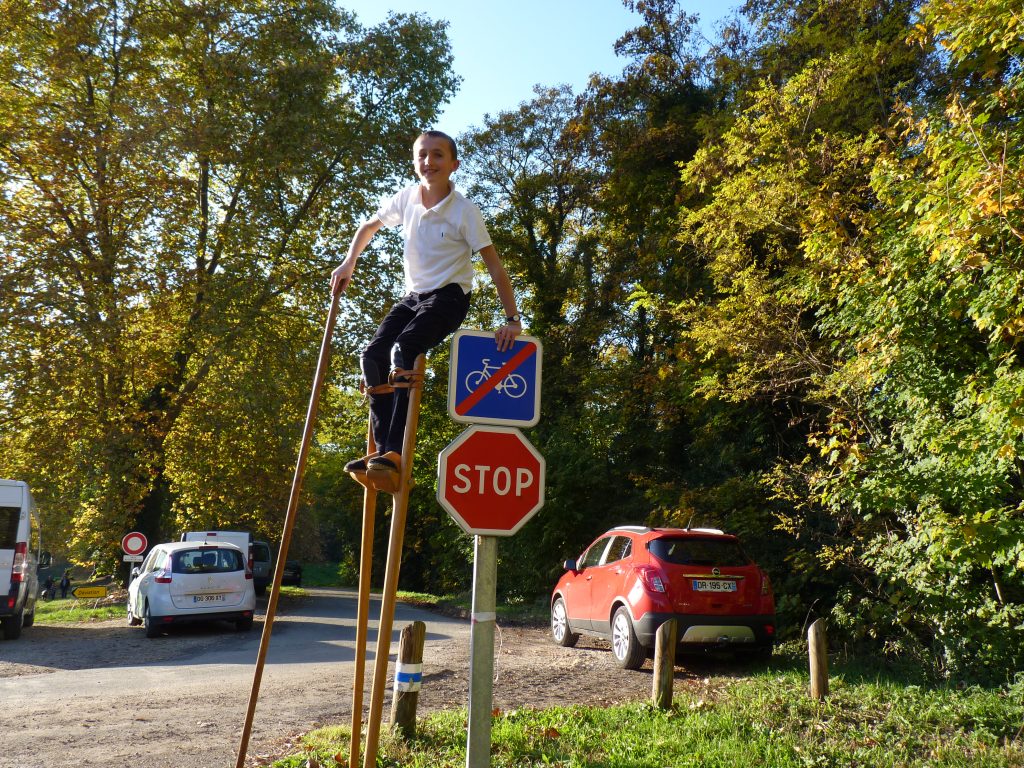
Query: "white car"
127 541 256 638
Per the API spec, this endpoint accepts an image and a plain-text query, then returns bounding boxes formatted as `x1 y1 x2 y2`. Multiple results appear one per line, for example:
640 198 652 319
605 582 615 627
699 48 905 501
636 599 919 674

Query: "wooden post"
652 619 678 709
348 426 378 768
808 618 829 700
362 354 426 768
390 620 426 738
234 293 341 768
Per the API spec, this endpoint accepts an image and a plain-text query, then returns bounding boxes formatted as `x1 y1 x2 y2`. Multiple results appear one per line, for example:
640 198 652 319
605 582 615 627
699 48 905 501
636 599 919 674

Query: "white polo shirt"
376 184 492 294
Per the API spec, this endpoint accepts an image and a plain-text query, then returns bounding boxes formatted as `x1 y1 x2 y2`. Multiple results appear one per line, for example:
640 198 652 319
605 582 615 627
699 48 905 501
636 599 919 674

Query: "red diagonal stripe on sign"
455 343 536 416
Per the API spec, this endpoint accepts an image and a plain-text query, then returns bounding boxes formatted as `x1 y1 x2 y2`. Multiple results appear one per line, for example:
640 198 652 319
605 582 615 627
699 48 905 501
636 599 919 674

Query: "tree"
0 0 457 570
794 0 1024 676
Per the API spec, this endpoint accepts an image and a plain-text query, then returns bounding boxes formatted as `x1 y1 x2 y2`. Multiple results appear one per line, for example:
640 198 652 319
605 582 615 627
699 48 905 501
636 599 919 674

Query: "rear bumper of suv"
153 609 254 627
634 612 776 649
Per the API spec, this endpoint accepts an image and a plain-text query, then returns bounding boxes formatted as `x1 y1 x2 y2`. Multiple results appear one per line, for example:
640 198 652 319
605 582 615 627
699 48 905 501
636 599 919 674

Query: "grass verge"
32 597 126 623
269 650 1024 768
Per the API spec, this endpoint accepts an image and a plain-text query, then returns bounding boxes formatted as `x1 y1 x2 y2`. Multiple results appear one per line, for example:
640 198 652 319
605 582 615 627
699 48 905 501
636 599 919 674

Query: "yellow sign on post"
72 586 107 599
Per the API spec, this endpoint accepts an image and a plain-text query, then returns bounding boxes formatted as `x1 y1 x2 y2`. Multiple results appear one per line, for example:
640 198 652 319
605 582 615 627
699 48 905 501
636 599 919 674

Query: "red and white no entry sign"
121 531 148 556
437 425 545 536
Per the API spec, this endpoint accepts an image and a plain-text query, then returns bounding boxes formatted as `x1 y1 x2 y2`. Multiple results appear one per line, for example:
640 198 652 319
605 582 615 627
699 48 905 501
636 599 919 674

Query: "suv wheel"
144 602 163 638
551 597 579 648
611 607 645 670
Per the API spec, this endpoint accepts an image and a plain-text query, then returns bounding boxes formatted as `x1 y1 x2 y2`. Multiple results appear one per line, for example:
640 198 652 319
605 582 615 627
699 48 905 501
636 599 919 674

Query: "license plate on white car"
192 594 226 603
692 579 737 592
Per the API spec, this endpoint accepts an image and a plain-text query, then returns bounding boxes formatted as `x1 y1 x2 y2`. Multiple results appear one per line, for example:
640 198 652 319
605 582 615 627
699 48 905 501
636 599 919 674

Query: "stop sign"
437 425 545 536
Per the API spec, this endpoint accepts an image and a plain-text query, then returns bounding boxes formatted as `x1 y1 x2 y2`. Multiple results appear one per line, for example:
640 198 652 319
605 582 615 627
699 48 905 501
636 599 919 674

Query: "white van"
180 530 253 577
0 480 42 640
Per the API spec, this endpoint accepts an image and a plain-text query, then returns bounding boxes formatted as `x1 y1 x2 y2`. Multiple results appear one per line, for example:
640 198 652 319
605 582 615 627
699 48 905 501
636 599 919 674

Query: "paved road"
0 588 473 768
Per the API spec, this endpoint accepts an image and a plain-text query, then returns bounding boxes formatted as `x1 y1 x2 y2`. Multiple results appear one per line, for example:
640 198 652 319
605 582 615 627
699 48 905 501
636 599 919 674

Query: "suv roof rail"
611 525 651 533
689 527 725 535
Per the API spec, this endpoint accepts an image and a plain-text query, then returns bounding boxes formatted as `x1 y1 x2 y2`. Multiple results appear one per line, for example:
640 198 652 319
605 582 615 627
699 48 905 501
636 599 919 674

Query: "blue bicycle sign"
448 330 543 427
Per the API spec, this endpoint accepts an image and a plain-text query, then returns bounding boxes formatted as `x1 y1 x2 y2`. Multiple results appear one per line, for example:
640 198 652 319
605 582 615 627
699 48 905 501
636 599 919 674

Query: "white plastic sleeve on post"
471 611 496 623
395 661 423 692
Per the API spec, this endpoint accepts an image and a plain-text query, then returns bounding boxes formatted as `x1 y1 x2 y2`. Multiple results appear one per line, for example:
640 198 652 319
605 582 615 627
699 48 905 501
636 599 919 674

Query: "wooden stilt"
348 425 378 768
234 293 341 768
362 354 426 768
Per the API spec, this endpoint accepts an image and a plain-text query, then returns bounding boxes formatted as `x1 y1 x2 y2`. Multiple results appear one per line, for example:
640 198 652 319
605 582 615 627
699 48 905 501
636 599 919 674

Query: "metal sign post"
466 535 497 768
439 328 546 768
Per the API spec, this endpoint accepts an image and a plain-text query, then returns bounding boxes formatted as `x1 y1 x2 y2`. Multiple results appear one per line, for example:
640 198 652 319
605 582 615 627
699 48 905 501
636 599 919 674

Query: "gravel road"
0 588 661 768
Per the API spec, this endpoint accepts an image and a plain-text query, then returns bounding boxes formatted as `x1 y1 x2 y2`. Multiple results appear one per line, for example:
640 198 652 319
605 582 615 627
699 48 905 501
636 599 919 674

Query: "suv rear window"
254 543 271 562
648 537 750 567
172 548 244 574
0 506 19 548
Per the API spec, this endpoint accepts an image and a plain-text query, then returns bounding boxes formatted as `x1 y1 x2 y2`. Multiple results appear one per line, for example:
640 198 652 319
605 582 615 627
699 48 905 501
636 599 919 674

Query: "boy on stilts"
330 130 521 488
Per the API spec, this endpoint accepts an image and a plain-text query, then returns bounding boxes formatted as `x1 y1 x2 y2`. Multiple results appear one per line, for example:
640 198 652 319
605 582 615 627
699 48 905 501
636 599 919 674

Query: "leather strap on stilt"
389 368 425 387
388 367 424 389
359 379 395 402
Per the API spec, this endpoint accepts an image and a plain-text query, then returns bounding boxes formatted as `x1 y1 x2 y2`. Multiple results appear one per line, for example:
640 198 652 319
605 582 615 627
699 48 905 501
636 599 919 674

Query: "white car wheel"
144 602 163 638
611 607 645 670
551 597 578 648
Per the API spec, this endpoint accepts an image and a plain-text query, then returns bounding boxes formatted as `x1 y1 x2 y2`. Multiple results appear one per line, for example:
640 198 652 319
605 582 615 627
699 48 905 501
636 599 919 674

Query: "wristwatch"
505 313 522 323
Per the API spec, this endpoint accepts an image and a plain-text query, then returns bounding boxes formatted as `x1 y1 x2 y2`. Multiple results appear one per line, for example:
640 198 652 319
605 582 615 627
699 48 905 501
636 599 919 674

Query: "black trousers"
361 283 471 454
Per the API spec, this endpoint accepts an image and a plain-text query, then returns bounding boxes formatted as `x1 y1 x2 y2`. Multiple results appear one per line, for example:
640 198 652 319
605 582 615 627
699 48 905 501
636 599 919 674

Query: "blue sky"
342 1 733 137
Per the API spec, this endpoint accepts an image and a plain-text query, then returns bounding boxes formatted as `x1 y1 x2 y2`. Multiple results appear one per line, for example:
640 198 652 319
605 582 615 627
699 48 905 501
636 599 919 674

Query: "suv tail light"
155 564 172 584
635 566 666 594
11 542 27 583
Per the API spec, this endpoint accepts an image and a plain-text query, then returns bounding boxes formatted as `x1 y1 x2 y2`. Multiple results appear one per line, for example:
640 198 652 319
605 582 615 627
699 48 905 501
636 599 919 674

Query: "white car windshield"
171 548 244 574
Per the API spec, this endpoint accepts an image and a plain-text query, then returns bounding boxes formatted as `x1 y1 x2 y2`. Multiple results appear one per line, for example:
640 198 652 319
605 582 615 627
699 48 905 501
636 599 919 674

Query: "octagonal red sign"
437 425 545 536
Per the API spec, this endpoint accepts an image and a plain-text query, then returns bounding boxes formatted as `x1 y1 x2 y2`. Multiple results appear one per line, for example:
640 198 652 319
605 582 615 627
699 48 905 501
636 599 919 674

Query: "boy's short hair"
417 130 458 161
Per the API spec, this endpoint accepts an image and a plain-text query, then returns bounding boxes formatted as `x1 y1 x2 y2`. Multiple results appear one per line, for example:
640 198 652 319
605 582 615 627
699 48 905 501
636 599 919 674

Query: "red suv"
550 526 776 669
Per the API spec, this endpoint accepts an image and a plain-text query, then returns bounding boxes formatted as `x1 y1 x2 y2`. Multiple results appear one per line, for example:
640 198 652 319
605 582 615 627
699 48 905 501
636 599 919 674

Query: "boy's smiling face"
413 134 459 188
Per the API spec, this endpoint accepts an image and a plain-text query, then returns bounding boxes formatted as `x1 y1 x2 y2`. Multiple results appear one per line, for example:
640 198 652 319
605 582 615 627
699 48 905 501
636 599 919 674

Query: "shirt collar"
419 183 457 213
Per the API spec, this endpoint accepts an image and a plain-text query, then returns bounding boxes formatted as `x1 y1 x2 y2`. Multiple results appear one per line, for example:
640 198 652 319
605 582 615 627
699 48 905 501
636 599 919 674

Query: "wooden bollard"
652 619 678 709
808 618 829 700
390 620 426 738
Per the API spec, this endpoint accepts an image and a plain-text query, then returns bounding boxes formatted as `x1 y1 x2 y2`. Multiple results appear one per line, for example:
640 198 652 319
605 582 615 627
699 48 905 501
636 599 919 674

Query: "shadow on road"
0 588 463 674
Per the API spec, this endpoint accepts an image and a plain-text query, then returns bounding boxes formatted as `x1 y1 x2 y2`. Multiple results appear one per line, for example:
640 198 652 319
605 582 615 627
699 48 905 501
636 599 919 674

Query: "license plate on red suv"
692 579 737 592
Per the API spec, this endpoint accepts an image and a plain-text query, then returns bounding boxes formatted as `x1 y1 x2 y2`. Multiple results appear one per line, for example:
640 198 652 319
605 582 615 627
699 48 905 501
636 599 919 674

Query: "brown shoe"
366 451 401 492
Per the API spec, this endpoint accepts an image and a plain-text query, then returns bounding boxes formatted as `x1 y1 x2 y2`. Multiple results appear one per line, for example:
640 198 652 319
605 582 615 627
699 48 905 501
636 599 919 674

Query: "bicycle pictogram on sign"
464 359 528 399
448 329 543 427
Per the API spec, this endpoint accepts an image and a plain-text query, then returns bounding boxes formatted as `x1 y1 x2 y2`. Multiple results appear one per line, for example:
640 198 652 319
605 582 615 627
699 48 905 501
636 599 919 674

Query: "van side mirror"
130 566 141 581
563 559 578 572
